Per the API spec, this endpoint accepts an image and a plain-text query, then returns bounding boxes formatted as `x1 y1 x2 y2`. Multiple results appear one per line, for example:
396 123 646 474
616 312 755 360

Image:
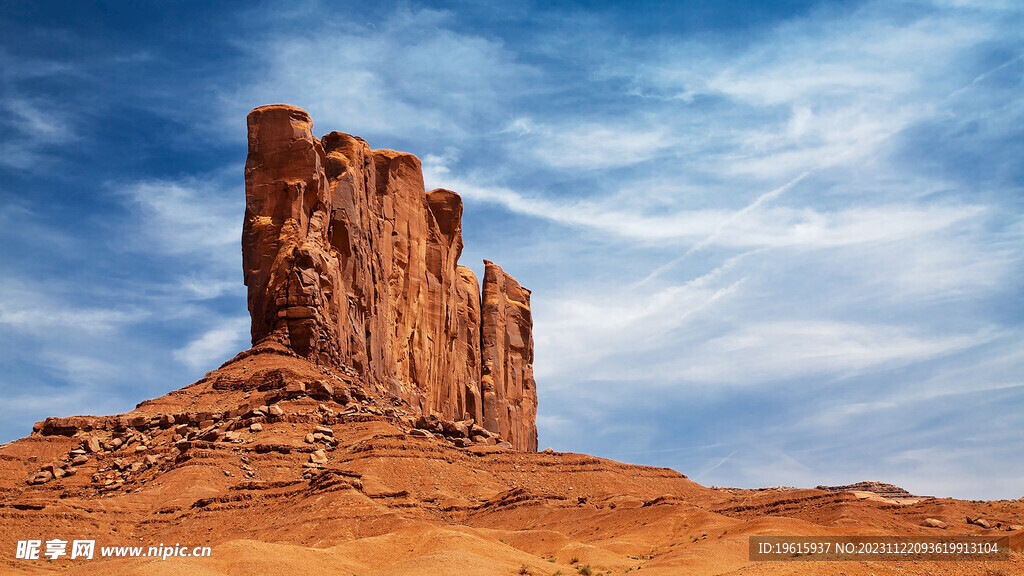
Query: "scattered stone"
415 414 441 432
305 434 315 444
1008 525 1023 531
309 449 328 465
497 442 513 449
135 445 148 453
921 518 947 529
314 425 333 436
85 437 102 453
542 448 554 454
70 449 87 456
71 455 89 466
333 389 351 405
452 438 473 448
52 467 66 479
409 429 434 439
223 431 241 442
249 423 263 432
969 517 992 529
64 466 77 476
268 404 284 416
145 455 161 467
285 382 306 394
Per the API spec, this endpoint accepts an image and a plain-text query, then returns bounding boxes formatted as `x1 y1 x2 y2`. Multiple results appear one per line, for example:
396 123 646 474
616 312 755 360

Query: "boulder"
84 437 102 453
969 517 992 529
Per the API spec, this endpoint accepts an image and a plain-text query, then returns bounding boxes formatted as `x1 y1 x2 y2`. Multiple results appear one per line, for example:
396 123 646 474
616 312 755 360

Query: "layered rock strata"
242 104 537 451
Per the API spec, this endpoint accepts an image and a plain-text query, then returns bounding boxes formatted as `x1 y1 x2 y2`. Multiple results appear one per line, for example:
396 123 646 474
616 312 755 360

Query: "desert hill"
1 105 1022 575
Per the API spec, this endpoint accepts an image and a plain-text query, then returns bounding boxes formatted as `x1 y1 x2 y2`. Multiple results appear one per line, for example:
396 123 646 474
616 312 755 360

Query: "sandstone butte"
241 104 537 452
0 106 1019 576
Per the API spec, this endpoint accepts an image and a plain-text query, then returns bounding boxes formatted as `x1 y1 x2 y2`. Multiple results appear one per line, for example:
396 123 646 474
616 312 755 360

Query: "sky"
0 0 1021 500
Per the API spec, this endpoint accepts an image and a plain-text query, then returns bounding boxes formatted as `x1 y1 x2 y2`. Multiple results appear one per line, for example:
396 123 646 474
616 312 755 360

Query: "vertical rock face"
480 261 538 452
242 105 339 365
242 104 538 450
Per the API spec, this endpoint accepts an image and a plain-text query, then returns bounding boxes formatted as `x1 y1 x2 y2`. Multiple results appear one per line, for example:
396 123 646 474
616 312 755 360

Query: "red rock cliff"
242 104 537 451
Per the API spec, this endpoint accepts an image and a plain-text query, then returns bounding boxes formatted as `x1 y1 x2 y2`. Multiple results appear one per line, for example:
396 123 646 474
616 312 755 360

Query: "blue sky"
1 0 1021 499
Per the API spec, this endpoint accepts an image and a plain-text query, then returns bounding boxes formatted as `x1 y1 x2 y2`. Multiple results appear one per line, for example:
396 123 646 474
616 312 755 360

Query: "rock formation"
815 481 930 500
480 260 537 451
242 104 537 451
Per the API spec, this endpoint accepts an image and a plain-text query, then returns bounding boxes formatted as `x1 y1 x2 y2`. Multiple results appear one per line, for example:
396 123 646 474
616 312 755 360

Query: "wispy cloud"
115 177 243 302
117 178 241 258
0 97 78 170
0 280 148 336
226 5 537 143
671 321 998 384
427 155 992 256
173 316 250 370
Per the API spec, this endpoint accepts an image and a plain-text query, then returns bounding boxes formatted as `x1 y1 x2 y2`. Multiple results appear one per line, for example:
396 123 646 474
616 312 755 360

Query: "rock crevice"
242 104 537 451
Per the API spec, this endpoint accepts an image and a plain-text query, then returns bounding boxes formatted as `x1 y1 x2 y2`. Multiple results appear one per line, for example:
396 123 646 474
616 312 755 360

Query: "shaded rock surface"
242 104 537 451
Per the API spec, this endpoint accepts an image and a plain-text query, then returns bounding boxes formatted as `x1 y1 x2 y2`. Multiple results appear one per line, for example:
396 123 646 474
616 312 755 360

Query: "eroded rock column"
480 261 539 452
242 105 342 365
